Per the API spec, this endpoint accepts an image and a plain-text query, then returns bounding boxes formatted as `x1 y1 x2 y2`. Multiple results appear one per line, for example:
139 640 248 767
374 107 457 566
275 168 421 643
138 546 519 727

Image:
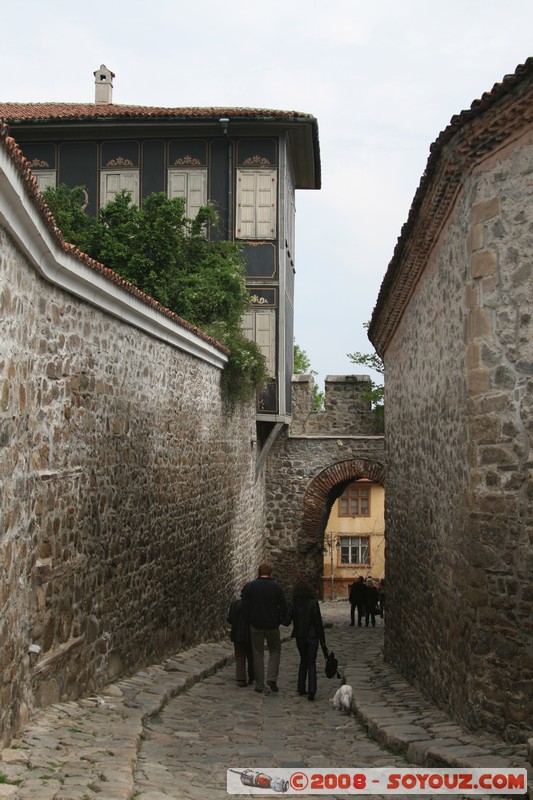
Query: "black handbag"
322 645 340 679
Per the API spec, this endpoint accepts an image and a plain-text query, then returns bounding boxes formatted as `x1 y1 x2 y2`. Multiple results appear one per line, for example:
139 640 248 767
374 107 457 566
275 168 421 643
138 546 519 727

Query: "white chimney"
94 64 115 104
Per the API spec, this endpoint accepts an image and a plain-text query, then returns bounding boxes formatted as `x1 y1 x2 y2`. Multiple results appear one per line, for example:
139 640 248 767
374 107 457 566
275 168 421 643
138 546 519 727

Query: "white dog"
332 684 353 713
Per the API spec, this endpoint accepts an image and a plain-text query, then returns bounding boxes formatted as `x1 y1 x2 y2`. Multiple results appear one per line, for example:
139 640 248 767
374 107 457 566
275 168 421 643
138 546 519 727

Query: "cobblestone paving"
134 604 416 799
0 602 529 800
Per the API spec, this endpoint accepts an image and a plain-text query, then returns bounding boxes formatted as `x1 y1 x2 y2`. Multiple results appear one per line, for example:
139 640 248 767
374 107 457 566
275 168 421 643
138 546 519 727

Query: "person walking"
364 577 379 627
348 575 366 626
291 581 326 701
227 591 254 687
241 563 290 694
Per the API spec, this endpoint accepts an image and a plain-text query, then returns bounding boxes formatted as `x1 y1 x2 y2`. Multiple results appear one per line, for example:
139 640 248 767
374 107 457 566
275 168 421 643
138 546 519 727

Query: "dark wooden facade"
0 79 320 422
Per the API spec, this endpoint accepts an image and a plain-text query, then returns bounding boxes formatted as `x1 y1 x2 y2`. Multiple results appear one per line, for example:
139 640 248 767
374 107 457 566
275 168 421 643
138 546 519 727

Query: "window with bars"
338 483 370 517
340 536 370 565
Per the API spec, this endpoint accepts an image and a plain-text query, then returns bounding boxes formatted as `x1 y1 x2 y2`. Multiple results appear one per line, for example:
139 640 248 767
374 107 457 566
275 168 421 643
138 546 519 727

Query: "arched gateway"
303 458 385 541
263 376 385 594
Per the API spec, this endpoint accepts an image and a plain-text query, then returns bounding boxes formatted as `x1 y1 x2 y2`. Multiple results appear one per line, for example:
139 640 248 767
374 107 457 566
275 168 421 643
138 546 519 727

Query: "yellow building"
322 479 384 600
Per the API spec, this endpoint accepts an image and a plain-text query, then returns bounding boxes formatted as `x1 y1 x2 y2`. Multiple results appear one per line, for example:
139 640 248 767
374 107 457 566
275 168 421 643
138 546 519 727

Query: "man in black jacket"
348 575 366 626
241 563 290 694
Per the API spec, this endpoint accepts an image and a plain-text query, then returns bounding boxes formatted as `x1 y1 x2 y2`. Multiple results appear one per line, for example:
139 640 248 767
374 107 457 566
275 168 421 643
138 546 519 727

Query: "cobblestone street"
0 602 529 800
134 603 407 799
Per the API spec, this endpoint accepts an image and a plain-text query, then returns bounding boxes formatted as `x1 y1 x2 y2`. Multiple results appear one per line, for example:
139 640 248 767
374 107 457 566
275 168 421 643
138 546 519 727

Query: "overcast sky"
3 0 533 387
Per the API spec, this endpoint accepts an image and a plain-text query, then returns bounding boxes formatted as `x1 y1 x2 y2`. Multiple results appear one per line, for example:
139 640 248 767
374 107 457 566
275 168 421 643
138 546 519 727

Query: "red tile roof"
0 102 315 124
369 57 533 356
0 103 321 189
0 120 228 354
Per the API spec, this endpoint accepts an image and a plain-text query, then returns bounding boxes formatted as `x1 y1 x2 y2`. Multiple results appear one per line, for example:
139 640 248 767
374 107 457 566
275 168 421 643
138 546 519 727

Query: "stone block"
471 196 500 224
469 307 493 339
468 222 485 253
467 368 491 395
471 249 497 278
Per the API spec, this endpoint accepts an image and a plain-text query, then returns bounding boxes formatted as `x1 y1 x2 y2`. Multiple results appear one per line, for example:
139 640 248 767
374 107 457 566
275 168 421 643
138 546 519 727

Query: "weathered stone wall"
383 132 533 741
265 375 384 595
291 374 375 435
0 223 264 745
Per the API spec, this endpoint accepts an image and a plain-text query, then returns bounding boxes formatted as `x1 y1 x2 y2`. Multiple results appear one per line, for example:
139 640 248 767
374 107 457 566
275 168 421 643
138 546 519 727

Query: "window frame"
241 308 276 377
338 483 371 517
339 535 370 566
99 169 140 208
33 170 57 192
236 167 277 240
167 167 208 219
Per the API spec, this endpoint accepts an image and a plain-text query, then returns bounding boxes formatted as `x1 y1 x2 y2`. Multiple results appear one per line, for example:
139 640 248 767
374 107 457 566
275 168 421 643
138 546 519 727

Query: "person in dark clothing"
348 575 366 626
241 563 290 694
364 577 379 627
227 591 254 687
377 578 385 618
291 581 326 701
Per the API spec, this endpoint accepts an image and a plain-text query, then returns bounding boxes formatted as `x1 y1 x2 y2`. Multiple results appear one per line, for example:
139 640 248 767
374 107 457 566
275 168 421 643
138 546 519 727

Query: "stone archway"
303 458 385 543
263 413 385 595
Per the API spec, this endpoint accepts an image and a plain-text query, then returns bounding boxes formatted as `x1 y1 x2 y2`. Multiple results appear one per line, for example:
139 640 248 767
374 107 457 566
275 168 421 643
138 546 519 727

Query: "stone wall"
265 375 384 595
0 221 264 745
382 132 533 742
291 374 375 435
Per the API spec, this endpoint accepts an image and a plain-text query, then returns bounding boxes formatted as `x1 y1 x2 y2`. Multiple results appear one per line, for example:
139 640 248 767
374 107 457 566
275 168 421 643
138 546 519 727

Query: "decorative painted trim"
172 155 202 166
249 287 276 307
243 155 272 166
106 156 134 167
29 158 50 168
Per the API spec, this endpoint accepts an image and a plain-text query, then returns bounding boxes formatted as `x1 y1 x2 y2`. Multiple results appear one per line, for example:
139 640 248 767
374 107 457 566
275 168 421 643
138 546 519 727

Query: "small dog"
332 684 353 713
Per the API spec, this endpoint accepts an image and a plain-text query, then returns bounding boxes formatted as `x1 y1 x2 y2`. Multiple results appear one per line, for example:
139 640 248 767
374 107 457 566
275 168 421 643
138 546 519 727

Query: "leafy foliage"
42 185 268 403
43 184 95 253
293 343 324 411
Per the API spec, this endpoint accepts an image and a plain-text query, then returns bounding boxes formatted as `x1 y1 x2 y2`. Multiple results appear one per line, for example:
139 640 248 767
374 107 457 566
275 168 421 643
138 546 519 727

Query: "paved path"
0 603 530 799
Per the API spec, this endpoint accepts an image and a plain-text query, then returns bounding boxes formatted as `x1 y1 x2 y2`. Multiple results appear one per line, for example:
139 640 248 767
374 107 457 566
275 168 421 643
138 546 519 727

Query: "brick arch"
303 458 385 542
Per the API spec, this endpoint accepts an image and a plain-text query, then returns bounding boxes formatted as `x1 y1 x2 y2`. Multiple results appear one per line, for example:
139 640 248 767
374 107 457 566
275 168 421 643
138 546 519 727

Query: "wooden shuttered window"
100 171 139 207
34 171 57 192
241 308 276 377
236 169 277 239
168 169 207 218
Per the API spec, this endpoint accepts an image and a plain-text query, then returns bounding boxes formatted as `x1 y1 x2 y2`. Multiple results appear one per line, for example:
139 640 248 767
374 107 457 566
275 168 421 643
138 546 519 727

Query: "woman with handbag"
291 581 326 701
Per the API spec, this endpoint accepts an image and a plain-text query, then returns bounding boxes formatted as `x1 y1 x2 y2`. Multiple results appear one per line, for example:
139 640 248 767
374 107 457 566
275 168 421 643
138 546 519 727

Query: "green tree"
43 185 268 403
347 324 384 433
293 343 324 411
43 184 95 254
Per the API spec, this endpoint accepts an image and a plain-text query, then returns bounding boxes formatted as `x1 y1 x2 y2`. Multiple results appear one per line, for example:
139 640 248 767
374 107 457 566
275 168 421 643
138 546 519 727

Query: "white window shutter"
168 170 188 201
100 171 139 206
187 171 207 218
168 169 207 218
237 172 257 238
121 171 139 199
35 171 57 192
256 172 276 238
236 169 276 239
255 309 276 376
241 311 254 342
241 309 275 377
